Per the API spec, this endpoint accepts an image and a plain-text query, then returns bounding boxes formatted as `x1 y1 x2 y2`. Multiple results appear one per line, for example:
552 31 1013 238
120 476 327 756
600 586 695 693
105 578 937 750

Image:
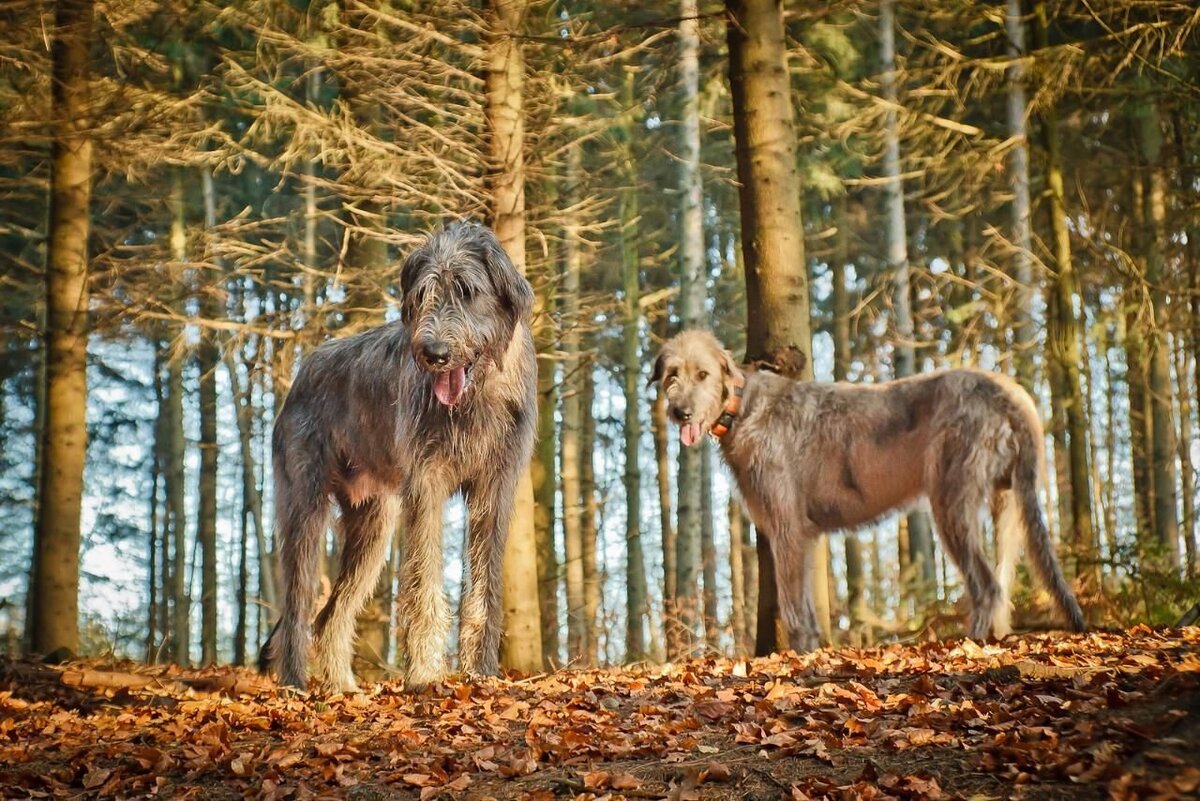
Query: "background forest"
0 0 1197 681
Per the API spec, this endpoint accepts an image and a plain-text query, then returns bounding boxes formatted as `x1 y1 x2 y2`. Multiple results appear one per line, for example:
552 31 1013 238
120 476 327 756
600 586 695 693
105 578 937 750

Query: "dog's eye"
454 277 472 300
697 370 708 381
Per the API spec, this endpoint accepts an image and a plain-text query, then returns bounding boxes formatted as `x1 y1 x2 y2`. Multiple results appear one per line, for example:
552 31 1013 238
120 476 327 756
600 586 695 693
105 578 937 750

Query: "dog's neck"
710 369 747 440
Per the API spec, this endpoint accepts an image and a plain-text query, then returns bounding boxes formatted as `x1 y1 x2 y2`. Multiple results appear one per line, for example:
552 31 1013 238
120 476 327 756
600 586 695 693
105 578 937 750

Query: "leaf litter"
1 626 1197 800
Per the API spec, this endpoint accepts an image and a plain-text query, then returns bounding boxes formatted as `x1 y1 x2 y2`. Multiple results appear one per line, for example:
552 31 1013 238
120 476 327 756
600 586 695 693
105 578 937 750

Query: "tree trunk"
880 0 936 601
532 253 559 670
486 0 542 674
560 140 586 666
727 0 819 652
580 363 599 666
728 497 747 655
1033 1 1097 585
652 318 676 657
29 0 95 659
1005 0 1036 392
147 350 165 663
1173 336 1196 579
1134 102 1181 572
700 444 719 650
197 171 221 666
673 0 706 659
1124 175 1155 543
618 71 649 662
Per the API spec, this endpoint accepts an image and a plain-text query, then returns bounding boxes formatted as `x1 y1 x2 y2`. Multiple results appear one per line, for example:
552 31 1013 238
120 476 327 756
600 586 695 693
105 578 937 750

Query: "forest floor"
1 627 1198 801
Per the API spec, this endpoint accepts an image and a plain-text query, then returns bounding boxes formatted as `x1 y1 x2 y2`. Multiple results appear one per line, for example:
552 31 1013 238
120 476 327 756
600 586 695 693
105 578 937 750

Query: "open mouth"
679 422 704 447
433 362 474 407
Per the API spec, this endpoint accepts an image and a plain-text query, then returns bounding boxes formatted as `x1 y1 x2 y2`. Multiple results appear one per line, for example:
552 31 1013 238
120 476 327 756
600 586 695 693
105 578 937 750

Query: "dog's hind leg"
458 469 519 677
311 493 399 694
274 473 331 690
929 475 1001 641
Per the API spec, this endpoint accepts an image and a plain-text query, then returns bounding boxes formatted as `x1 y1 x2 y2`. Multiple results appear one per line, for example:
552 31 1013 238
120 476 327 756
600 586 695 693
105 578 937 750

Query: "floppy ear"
482 233 534 325
719 349 736 376
647 352 665 388
398 242 428 323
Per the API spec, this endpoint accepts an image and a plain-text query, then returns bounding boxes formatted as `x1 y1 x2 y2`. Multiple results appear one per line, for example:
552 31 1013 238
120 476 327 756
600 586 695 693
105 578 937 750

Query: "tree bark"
197 171 221 666
674 0 706 659
618 70 649 663
580 362 599 665
1172 336 1195 579
486 0 542 674
1005 0 1036 392
1134 101 1181 572
879 0 936 600
727 0 820 653
1033 1 1097 584
29 0 95 659
652 317 676 657
560 140 586 666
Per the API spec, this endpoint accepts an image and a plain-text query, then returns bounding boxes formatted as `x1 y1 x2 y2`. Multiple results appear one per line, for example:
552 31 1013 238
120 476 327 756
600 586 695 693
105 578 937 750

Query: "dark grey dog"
261 221 536 693
653 330 1085 651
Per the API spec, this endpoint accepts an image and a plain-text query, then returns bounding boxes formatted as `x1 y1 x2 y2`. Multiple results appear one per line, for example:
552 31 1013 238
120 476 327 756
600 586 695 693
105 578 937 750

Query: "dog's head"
650 330 740 447
399 221 534 407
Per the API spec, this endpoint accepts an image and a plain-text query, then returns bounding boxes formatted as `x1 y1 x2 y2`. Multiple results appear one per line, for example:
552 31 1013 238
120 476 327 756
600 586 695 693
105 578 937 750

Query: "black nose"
422 341 451 367
672 406 692 423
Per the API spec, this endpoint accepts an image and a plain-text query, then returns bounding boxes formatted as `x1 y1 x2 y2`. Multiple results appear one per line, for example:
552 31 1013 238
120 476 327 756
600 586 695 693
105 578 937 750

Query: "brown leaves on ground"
1 627 1198 800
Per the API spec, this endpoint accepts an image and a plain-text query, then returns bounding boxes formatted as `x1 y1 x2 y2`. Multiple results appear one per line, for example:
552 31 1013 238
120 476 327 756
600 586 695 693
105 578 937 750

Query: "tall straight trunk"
674 0 706 658
227 352 259 667
652 323 676 656
700 444 718 649
880 0 935 600
29 0 94 658
1033 1 1097 584
1005 0 1036 392
580 364 599 665
618 74 649 662
1125 176 1154 541
1173 336 1196 579
532 235 560 670
727 0 820 653
301 65 321 341
197 171 221 666
486 0 542 673
1175 111 1200 580
147 350 164 663
166 346 189 667
1134 102 1181 571
165 167 191 668
728 497 747 654
532 250 559 669
560 141 586 665
1101 325 1119 567
833 196 865 635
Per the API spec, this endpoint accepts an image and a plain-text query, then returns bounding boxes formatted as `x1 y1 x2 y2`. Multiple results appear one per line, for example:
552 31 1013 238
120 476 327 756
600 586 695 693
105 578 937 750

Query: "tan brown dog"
652 329 1085 650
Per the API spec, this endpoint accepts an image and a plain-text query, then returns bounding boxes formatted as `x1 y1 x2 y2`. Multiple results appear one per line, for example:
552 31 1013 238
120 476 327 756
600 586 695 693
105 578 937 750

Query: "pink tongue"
680 422 702 447
434 366 466 406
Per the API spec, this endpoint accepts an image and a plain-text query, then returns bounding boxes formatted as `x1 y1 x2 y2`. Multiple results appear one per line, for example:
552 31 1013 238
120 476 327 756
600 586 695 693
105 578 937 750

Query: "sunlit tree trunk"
197 171 221 666
700 444 718 649
28 0 96 658
1005 0 1036 391
880 0 935 600
1134 101 1181 572
147 351 164 663
532 244 560 669
486 0 542 673
674 0 705 658
1173 336 1195 579
727 0 821 653
652 316 676 656
728 497 746 654
580 363 599 665
618 71 649 662
561 140 586 665
1033 2 1097 584
1124 176 1154 542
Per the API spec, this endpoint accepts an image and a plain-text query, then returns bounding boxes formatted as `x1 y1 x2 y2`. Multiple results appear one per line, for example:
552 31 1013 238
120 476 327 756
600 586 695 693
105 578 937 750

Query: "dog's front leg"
771 529 823 652
458 468 519 678
398 485 451 691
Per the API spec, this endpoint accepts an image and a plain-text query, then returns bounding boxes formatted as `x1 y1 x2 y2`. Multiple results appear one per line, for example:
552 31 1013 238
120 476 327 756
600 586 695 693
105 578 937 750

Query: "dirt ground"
2 627 1198 800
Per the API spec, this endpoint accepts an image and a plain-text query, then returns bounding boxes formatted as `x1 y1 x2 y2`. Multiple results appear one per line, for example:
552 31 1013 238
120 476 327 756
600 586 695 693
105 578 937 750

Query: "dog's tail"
1005 385 1087 633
